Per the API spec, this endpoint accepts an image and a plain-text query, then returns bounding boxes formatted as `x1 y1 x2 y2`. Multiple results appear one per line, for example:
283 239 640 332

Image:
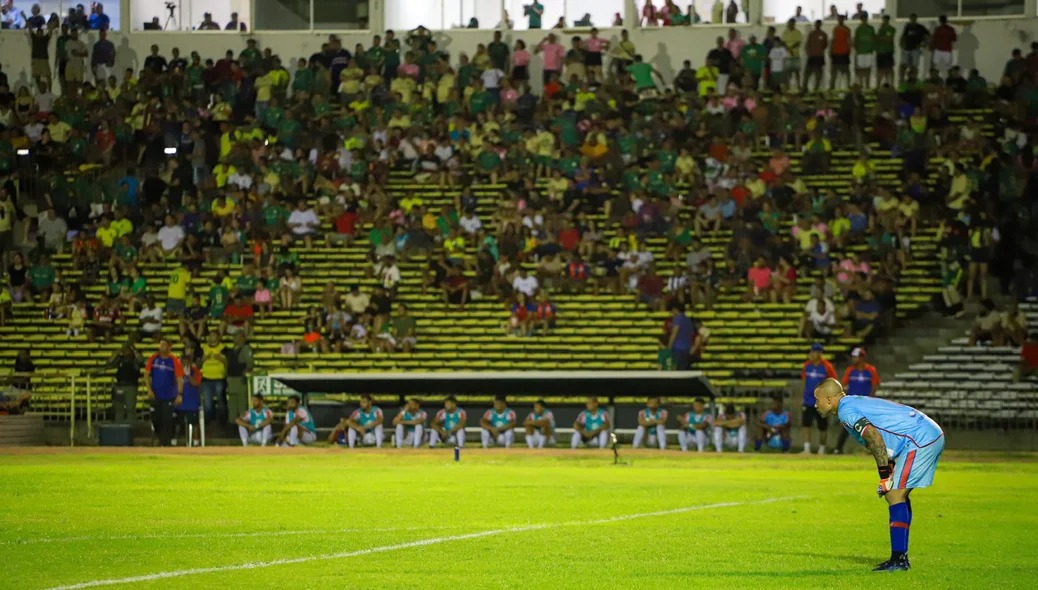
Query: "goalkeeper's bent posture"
814 378 945 572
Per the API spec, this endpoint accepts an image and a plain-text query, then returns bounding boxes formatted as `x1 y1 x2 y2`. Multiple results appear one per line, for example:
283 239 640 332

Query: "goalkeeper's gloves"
877 462 895 496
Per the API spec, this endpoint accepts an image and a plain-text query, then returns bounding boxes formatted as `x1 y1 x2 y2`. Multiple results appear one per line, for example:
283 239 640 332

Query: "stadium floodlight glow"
16 149 29 156
164 147 178 155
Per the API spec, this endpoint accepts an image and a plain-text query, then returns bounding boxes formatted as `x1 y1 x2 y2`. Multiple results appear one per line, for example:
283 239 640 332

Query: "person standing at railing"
105 341 145 424
145 338 184 446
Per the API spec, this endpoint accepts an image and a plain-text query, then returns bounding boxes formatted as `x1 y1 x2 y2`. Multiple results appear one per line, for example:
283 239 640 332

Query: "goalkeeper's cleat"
872 557 911 572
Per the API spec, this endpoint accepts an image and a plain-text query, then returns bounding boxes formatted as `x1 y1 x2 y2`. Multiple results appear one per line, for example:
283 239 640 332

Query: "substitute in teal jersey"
393 398 428 448
524 399 556 448
430 396 468 448
480 395 517 448
632 396 669 450
571 396 611 448
276 394 317 446
677 397 713 452
331 394 385 448
235 393 274 446
712 403 747 453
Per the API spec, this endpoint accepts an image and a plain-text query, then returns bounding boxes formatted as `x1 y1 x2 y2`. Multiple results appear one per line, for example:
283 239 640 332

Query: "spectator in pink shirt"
499 79 519 104
641 0 658 25
535 33 566 85
512 40 530 83
836 252 871 284
745 258 773 301
726 29 745 59
583 28 610 80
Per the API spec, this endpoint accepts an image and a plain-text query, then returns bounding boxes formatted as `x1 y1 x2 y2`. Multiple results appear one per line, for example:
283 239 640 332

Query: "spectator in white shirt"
799 295 836 338
287 201 320 247
481 67 506 96
37 208 69 253
512 267 539 297
156 215 185 255
459 212 482 235
227 170 253 190
434 142 454 163
375 255 402 294
138 295 164 342
768 39 789 90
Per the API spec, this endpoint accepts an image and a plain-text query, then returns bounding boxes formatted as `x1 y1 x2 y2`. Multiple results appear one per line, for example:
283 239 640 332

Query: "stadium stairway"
878 301 1038 428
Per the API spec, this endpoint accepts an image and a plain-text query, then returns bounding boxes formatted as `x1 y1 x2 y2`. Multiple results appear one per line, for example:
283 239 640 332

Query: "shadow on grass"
765 550 878 565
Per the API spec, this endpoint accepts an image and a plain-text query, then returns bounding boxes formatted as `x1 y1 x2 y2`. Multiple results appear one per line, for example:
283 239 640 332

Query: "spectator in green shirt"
477 145 502 184
487 30 510 71
626 54 663 92
525 1 544 29
28 255 57 300
853 15 876 89
875 15 896 87
208 273 230 319
741 35 767 89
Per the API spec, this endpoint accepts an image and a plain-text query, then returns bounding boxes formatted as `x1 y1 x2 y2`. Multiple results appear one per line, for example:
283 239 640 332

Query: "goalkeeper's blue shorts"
892 435 945 490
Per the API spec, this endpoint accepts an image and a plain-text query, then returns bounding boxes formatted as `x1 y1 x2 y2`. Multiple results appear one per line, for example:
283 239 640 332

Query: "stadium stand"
0 13 1036 444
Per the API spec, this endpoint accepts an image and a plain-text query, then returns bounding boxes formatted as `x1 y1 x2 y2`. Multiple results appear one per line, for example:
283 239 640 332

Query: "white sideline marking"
42 496 800 590
2 526 455 546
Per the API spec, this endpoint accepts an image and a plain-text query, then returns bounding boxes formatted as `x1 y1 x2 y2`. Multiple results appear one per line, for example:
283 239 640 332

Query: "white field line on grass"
42 496 802 590
2 526 458 546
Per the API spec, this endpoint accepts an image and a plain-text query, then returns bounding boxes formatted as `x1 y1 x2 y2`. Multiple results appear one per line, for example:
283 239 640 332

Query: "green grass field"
2 449 1037 589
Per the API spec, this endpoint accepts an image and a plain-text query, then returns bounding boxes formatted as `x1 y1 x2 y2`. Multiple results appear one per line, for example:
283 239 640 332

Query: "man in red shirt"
931 15 957 75
637 265 665 311
221 294 255 338
830 15 852 90
327 204 358 247
558 222 580 252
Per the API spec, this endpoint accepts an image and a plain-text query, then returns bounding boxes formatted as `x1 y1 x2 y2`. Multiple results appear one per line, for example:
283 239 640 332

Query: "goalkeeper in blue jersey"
814 378 945 572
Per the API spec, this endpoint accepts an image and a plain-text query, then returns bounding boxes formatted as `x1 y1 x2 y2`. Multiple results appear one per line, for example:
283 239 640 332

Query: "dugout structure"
270 371 715 400
269 371 718 436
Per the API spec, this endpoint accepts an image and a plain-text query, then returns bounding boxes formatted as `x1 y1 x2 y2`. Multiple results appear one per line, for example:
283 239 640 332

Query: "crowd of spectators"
0 11 1036 382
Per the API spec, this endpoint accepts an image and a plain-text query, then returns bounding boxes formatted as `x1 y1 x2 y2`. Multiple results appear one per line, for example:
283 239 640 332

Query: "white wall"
0 18 1035 91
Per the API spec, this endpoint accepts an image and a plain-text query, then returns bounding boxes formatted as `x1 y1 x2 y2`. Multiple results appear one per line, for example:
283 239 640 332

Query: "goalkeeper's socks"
754 439 763 451
889 503 911 556
781 439 791 452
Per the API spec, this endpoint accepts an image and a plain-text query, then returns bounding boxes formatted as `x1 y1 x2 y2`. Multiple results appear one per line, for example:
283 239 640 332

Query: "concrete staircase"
867 312 973 379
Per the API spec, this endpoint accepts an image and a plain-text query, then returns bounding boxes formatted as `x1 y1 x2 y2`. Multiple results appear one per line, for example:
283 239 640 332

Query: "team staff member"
801 343 837 454
834 347 880 454
145 338 184 447
174 346 203 447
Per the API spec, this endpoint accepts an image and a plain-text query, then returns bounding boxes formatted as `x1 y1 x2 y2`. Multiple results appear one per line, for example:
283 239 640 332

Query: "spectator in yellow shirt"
212 160 237 188
211 195 236 217
110 211 133 239
46 114 72 143
95 217 117 248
